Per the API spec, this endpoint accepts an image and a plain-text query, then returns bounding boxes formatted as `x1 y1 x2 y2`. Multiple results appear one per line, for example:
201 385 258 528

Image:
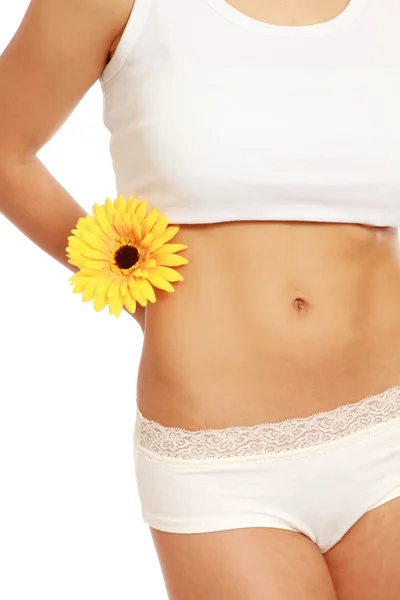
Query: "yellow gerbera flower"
66 195 189 317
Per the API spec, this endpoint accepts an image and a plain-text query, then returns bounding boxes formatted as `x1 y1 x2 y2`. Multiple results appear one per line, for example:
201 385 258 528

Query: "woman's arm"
0 0 145 331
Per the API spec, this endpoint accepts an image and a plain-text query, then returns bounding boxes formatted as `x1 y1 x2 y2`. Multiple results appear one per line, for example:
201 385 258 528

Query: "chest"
217 0 353 26
116 0 399 180
132 60 400 185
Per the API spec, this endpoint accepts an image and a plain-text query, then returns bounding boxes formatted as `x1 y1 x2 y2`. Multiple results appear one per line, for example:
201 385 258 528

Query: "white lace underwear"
135 386 400 460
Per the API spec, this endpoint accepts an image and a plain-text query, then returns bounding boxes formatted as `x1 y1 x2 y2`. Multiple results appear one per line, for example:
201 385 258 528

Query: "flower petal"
136 295 148 307
81 230 110 254
92 203 117 240
147 238 167 254
83 277 100 290
148 226 180 253
126 197 138 217
159 225 181 244
141 208 159 237
123 289 137 314
114 194 127 216
82 287 96 302
141 258 157 269
131 214 142 242
81 259 109 271
151 265 184 282
67 255 86 269
75 217 88 232
83 216 113 247
106 277 122 298
93 275 114 297
151 243 188 258
79 266 110 276
156 254 189 267
128 277 148 306
70 280 87 293
108 293 124 317
123 212 134 238
135 200 147 225
137 278 156 303
113 207 126 238
81 247 109 261
105 197 115 225
147 272 175 292
141 232 153 248
67 235 87 250
93 293 108 312
69 271 85 286
120 277 128 296
150 214 169 238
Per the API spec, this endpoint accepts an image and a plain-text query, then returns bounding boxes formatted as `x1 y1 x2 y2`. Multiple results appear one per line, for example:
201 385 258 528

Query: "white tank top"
100 0 400 227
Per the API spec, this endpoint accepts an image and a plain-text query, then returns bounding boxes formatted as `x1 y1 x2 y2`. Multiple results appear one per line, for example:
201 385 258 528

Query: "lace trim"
135 386 400 460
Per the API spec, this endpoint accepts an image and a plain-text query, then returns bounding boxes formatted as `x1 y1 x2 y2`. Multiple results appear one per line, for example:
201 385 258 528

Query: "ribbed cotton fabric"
100 0 400 226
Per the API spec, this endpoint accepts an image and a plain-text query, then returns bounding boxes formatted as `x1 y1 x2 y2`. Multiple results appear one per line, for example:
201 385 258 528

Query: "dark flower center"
115 245 139 269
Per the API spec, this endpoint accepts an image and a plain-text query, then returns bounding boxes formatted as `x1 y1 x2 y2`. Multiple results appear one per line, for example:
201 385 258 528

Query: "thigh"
150 526 338 600
325 497 400 600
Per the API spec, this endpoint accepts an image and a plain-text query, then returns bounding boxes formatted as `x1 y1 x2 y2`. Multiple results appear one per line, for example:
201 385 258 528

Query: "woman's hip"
133 385 400 552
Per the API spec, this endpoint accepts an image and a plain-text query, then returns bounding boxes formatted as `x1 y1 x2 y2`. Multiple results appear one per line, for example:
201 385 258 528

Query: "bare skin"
325 497 400 600
146 221 400 599
1 0 399 598
151 528 338 600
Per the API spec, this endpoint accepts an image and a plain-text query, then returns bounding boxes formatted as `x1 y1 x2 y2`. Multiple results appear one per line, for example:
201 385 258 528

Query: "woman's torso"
108 0 400 429
138 220 400 428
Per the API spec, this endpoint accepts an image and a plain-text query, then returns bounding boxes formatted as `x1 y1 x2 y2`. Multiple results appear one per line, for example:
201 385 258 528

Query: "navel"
293 297 310 313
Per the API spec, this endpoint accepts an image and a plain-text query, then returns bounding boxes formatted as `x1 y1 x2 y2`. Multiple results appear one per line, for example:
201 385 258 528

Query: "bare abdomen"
137 221 400 428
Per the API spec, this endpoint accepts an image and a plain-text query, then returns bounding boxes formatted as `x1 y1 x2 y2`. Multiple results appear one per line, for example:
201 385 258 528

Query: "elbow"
0 144 36 183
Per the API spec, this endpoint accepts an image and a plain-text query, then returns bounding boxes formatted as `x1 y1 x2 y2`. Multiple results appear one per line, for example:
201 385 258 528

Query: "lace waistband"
134 386 400 460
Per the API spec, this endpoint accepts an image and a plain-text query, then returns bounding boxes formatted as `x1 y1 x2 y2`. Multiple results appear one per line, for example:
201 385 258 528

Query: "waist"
137 220 400 426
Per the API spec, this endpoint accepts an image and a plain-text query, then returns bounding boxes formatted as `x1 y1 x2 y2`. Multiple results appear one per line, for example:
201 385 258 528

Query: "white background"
0 2 167 598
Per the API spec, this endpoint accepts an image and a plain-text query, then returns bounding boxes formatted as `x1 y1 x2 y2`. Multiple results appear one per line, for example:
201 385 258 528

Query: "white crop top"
99 0 400 227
